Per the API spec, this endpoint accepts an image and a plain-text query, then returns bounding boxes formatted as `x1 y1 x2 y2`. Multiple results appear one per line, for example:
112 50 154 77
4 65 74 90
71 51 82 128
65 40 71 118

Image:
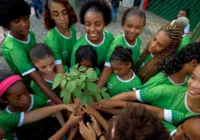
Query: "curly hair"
0 0 30 29
106 104 171 140
159 42 200 75
44 0 77 30
79 0 112 26
111 46 132 65
121 7 146 27
135 25 182 83
75 45 97 68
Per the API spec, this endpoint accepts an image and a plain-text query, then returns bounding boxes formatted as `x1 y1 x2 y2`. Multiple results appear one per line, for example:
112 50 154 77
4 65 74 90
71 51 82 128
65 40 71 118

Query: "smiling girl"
44 0 77 73
70 0 113 70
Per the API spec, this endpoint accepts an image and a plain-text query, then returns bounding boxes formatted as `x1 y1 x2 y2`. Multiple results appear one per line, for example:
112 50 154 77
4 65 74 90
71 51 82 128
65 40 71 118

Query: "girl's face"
33 56 55 75
80 59 93 71
110 60 131 77
123 15 145 43
183 60 198 74
177 10 187 18
187 65 200 99
148 31 172 55
173 118 200 140
9 16 30 36
49 2 69 29
6 81 31 109
84 11 105 43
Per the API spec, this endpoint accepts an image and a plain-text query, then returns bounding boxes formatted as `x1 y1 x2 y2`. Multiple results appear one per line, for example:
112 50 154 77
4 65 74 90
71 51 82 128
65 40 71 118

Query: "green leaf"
63 91 72 104
96 93 102 102
61 79 67 88
87 96 93 104
80 95 87 106
66 81 76 93
78 66 86 72
102 92 111 100
73 88 82 98
75 79 82 86
80 83 86 89
53 73 63 89
80 74 86 81
100 87 107 93
73 64 79 69
86 82 97 92
60 88 69 98
86 69 97 82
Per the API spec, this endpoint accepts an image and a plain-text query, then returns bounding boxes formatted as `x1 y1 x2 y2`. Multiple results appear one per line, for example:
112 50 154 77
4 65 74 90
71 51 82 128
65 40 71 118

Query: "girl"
70 0 114 70
0 74 78 139
141 42 200 89
135 25 182 83
0 0 62 105
75 45 101 76
0 103 79 140
98 7 146 88
107 46 142 97
29 43 61 101
44 0 77 73
98 64 200 126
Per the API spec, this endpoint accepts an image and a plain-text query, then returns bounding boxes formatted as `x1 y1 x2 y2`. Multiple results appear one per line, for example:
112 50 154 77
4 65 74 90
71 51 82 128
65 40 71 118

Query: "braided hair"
135 25 182 83
110 46 132 65
159 42 200 75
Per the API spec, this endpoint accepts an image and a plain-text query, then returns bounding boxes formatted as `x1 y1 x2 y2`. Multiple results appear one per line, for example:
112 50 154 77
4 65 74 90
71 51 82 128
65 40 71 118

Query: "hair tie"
0 75 22 97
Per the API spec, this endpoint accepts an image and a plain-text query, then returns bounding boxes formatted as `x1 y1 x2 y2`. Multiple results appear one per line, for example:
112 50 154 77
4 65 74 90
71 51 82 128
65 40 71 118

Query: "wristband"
97 133 104 140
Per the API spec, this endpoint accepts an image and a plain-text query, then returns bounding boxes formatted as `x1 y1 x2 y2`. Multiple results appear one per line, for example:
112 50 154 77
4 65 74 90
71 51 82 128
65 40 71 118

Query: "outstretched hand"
79 121 96 140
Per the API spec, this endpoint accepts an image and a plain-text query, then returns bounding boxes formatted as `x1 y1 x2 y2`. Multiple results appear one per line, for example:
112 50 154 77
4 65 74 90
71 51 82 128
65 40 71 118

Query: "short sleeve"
9 48 35 76
136 86 163 103
105 41 117 67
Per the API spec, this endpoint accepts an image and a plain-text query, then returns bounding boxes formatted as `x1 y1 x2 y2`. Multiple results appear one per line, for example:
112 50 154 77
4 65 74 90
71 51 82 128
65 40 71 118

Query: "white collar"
55 27 72 39
8 32 30 44
116 70 136 82
85 32 105 47
6 94 34 113
168 76 187 86
123 33 137 48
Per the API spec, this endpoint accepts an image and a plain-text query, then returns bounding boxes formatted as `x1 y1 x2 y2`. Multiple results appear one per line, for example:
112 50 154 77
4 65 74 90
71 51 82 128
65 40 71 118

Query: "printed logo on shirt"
107 82 112 89
62 51 68 57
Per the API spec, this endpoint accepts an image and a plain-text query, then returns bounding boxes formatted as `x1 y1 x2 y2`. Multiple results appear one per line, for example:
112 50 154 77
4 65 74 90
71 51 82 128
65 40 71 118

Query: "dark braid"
110 46 132 65
135 25 182 83
159 42 200 75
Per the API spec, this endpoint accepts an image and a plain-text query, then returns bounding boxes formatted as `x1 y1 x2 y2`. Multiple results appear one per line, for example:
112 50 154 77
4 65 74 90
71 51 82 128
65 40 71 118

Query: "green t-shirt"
30 80 61 102
2 31 36 76
136 85 198 125
1 94 48 139
138 53 153 71
107 70 142 96
162 121 177 136
0 112 24 140
105 34 142 67
44 26 76 67
177 35 190 53
70 31 114 69
140 72 188 89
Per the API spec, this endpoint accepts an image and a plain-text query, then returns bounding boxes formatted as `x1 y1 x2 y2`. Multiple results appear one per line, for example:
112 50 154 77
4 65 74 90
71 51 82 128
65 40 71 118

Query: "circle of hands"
66 98 115 140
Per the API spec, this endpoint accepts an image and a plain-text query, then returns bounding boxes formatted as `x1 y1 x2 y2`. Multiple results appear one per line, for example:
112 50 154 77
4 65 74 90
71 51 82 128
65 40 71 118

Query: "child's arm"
82 104 109 131
55 65 65 74
97 66 112 88
29 71 63 104
97 100 128 109
48 113 82 140
23 104 70 125
111 90 137 101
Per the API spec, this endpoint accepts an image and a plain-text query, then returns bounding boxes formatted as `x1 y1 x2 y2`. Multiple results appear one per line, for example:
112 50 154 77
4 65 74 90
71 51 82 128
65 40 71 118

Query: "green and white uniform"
70 31 114 69
140 72 188 89
30 80 61 102
44 26 76 68
0 112 24 140
107 70 142 96
2 31 36 76
162 121 177 136
105 34 142 67
1 94 48 139
136 85 199 125
177 35 190 53
138 53 153 71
